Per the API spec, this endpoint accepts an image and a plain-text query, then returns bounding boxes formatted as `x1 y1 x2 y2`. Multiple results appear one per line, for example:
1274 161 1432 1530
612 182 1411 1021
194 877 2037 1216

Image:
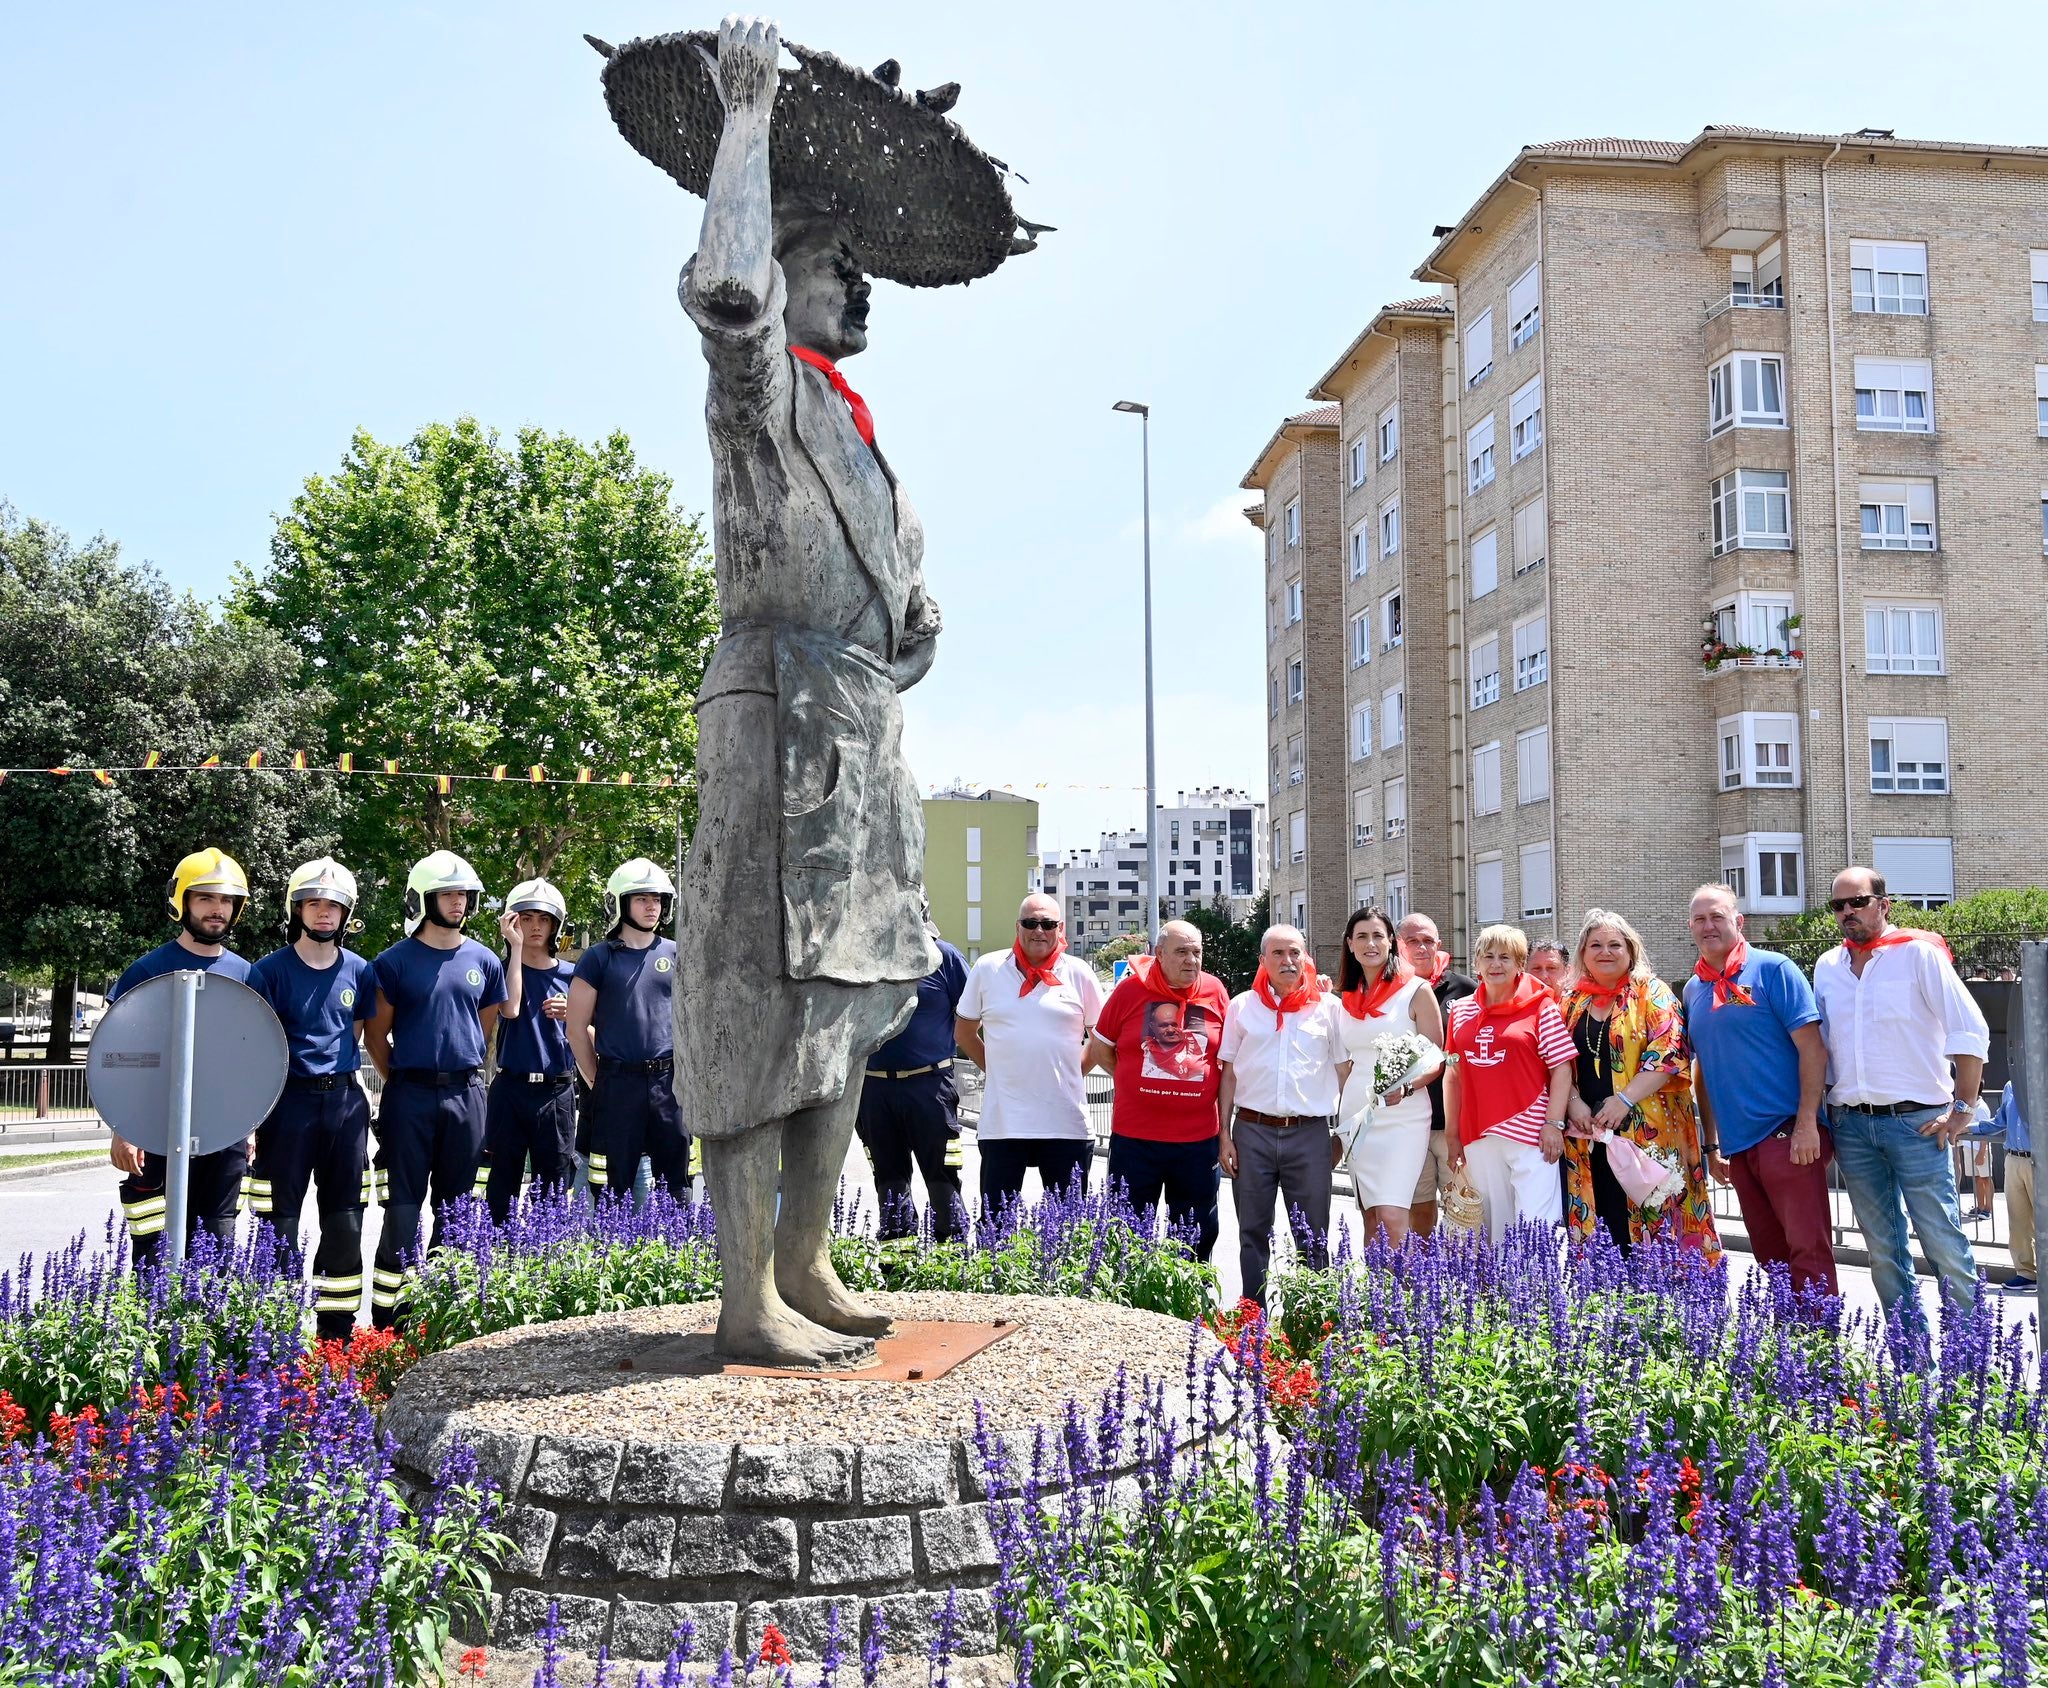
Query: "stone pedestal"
382 1290 1225 1666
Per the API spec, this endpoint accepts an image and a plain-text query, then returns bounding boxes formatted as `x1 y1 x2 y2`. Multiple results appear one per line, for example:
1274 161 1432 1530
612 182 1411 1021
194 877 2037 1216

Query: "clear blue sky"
6 1 2044 857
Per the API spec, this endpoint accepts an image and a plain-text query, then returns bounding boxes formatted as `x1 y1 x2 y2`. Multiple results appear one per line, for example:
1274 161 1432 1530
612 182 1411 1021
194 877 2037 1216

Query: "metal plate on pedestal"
620 1318 1019 1382
87 973 288 1155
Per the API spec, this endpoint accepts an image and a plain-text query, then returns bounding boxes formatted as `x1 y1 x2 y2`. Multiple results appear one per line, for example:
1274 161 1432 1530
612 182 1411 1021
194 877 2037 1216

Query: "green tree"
0 506 345 1059
1187 892 1269 993
232 419 718 951
1090 933 1147 978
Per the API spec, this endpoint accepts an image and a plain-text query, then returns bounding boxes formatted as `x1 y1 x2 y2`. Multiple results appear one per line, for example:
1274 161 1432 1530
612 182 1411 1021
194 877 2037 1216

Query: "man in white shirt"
1812 865 1988 1312
956 895 1106 1216
1218 925 1351 1305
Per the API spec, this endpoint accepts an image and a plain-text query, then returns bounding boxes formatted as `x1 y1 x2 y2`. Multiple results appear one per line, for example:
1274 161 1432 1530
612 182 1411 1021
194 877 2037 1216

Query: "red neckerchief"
789 347 876 445
1253 959 1324 1029
1012 938 1067 997
1572 976 1629 1009
1126 952 1200 1005
1343 956 1415 1020
1426 951 1450 985
1694 939 1755 1008
1458 973 1551 1041
1846 926 1956 965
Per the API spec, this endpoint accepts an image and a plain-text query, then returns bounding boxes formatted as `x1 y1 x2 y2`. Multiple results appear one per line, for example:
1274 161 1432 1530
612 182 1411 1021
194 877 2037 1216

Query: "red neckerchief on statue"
1253 959 1324 1030
1694 938 1755 1009
789 346 875 446
1012 938 1067 997
1846 926 1956 965
1343 957 1415 1020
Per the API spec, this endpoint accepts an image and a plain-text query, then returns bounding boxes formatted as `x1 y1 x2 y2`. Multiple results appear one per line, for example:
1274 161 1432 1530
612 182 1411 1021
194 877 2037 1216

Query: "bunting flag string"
0 756 681 792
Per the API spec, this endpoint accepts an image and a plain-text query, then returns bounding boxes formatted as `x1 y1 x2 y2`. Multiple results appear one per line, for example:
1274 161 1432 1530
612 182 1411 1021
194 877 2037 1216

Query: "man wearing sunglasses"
955 895 1105 1217
1812 866 1988 1312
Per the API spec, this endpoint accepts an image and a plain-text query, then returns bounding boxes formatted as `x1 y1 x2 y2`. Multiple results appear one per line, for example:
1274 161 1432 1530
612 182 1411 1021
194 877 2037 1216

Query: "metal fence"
0 1064 96 1130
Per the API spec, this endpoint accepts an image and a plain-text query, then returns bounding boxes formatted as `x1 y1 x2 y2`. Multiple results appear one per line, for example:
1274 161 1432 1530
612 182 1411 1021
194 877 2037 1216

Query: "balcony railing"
1702 651 1804 674
1705 289 1786 321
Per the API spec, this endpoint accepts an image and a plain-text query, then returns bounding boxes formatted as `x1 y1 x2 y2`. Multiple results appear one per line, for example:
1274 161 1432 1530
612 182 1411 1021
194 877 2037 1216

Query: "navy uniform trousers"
484 1071 577 1224
586 1058 692 1199
370 1069 485 1326
856 1064 965 1243
119 1143 248 1270
248 1077 371 1342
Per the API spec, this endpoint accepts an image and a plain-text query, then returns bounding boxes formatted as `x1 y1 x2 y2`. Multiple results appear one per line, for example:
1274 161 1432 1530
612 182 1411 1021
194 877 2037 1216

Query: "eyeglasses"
1017 917 1061 932
1829 894 1879 913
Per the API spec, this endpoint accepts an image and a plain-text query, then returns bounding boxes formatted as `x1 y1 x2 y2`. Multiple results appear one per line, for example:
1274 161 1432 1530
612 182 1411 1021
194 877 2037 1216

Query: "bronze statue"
591 15 1044 1366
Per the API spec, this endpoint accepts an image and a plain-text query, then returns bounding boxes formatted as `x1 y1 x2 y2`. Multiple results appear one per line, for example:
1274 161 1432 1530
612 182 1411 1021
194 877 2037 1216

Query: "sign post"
162 971 200 1270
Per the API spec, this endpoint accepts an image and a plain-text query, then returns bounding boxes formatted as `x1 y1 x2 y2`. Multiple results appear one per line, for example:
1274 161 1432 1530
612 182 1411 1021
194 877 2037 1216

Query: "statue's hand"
702 14 782 120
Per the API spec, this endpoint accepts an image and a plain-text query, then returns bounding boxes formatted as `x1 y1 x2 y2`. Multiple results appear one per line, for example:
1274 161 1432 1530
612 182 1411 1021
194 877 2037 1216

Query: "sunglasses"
1017 917 1061 932
1829 894 1880 913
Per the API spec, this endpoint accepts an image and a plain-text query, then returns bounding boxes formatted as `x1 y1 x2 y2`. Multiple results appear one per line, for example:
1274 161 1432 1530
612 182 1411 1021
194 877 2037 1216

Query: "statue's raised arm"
690 15 779 326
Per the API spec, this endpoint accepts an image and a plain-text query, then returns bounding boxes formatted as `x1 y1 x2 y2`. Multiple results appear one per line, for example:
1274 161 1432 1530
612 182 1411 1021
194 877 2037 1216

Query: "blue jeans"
1830 1104 1979 1312
1107 1133 1220 1263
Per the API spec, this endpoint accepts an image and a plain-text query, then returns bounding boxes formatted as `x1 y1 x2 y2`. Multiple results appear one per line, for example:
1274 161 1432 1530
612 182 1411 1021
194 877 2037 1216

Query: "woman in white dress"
1335 906 1445 1247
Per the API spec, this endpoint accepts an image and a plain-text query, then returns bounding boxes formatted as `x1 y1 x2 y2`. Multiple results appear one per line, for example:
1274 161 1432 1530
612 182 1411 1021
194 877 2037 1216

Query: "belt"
2009 1149 2031 1159
1234 1106 1333 1131
598 1056 674 1074
285 1073 354 1091
390 1067 483 1088
865 1059 954 1080
1834 1100 1946 1116
503 1070 574 1087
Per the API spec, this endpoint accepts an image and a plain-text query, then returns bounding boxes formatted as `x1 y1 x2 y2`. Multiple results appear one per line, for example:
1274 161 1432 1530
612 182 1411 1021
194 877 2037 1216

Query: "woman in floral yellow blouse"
1560 909 1721 1259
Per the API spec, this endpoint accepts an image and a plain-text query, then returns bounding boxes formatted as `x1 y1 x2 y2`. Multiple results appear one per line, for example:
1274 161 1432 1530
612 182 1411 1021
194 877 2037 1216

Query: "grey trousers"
1231 1115 1334 1306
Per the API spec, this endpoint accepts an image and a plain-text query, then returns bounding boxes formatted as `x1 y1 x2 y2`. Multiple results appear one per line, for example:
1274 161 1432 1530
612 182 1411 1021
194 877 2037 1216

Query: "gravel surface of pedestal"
385 1291 1227 1666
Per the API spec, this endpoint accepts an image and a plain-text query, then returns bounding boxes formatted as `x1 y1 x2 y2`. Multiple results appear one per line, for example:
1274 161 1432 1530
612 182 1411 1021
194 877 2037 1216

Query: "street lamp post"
1113 400 1159 943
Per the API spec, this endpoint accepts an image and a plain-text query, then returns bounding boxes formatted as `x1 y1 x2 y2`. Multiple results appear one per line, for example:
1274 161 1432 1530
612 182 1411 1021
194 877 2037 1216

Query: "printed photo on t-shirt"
1141 1000 1214 1084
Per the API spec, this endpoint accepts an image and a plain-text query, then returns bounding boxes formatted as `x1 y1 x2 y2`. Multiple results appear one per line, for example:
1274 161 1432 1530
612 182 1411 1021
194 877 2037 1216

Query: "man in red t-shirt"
1089 921 1231 1261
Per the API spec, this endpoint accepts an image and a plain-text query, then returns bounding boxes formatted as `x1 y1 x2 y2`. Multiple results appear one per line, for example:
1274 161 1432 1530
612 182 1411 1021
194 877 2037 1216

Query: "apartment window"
1865 601 1944 675
1869 717 1949 794
1471 741 1502 816
1509 263 1541 348
1268 744 1279 790
1379 495 1401 558
1350 521 1370 580
1721 832 1804 914
1285 578 1303 624
1510 376 1544 460
966 907 982 942
966 865 982 902
1289 810 1305 864
1382 686 1404 749
965 827 981 864
2033 251 2048 321
1512 613 1548 692
1730 241 1783 305
1859 478 1937 550
1711 470 1791 554
1470 527 1499 600
1468 414 1496 492
1474 853 1505 925
1464 309 1494 388
1350 609 1371 669
1513 496 1547 574
1712 592 1798 655
1709 353 1786 434
1381 590 1403 650
1268 674 1279 717
2042 491 2048 553
1287 659 1303 703
1349 436 1368 487
1378 404 1400 462
1268 525 1280 567
1471 635 1501 709
1385 875 1408 921
1516 725 1551 804
1850 239 1928 315
1271 824 1281 870
1351 701 1373 761
2036 366 2048 436
1286 733 1304 786
1354 879 1375 909
1873 837 1955 909
1353 788 1373 849
1854 357 1933 433
1285 499 1301 546
1384 777 1407 840
1291 892 1307 931
1717 711 1801 790
1519 843 1555 920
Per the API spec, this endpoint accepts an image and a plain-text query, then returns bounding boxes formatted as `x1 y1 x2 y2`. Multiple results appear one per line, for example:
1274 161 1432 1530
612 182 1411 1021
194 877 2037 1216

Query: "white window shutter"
1470 529 1499 597
1465 309 1494 379
1509 265 1540 324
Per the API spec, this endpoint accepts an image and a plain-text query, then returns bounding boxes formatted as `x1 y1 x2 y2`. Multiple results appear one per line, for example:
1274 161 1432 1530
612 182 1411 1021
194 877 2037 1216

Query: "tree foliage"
1186 892 1270 993
231 420 718 951
1758 885 2048 972
0 506 344 1057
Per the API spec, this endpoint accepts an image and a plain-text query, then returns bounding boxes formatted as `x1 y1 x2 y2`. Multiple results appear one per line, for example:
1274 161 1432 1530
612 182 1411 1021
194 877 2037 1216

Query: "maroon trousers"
1727 1125 1839 1296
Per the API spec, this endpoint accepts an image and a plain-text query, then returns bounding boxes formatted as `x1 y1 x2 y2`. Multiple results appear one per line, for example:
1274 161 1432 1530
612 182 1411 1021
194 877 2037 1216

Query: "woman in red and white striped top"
1444 924 1575 1244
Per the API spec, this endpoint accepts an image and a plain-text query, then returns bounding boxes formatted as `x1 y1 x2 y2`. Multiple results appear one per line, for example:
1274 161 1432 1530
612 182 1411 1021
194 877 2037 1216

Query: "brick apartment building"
1247 126 2048 975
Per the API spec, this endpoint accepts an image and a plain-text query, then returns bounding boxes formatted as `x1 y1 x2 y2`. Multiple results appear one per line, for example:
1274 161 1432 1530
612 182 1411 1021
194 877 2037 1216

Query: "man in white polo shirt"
956 894 1105 1217
1218 924 1351 1305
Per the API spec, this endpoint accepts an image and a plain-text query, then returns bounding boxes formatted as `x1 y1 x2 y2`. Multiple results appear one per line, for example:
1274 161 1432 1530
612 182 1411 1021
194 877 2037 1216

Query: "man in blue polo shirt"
246 857 377 1340
105 847 255 1267
858 904 969 1244
568 858 689 1203
485 877 579 1224
363 850 508 1325
1682 882 1836 1296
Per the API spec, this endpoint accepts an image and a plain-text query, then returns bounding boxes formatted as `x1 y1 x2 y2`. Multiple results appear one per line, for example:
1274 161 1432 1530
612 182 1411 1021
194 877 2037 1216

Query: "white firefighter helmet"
286 856 359 940
506 877 569 952
402 850 484 937
602 857 676 937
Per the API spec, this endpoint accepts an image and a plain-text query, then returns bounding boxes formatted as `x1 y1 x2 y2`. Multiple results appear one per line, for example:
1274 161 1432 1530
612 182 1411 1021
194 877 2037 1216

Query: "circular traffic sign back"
88 973 289 1155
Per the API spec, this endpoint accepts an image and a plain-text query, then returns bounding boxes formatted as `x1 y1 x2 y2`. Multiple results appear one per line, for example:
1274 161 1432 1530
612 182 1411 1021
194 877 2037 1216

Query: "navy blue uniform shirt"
248 946 376 1075
109 940 252 1003
571 937 676 1062
371 936 507 1073
497 958 577 1074
868 940 969 1071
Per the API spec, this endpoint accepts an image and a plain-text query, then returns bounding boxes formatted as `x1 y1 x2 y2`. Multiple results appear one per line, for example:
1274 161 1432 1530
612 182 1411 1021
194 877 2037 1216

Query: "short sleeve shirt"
956 951 1104 1142
571 938 678 1063
1092 972 1231 1144
109 940 252 1002
1681 950 1819 1158
371 937 506 1073
1446 995 1574 1146
247 946 376 1075
869 941 970 1072
497 959 578 1075
1217 991 1350 1118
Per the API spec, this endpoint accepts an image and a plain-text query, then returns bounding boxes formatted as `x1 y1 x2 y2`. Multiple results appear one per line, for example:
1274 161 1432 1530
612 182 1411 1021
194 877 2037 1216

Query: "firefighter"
484 877 578 1223
105 847 255 1266
567 858 691 1202
362 850 509 1325
245 857 377 1342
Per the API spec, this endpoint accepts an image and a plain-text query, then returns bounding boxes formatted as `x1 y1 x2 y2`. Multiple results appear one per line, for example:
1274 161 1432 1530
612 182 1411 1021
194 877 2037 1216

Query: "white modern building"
1052 788 1268 951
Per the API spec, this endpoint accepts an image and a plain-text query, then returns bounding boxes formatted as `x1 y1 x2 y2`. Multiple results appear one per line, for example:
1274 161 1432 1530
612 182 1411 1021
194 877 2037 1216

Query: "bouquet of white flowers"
1339 1030 1438 1156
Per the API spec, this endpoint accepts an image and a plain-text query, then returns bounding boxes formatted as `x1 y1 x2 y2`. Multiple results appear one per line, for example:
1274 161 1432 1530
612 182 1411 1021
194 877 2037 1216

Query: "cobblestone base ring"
382 1291 1229 1664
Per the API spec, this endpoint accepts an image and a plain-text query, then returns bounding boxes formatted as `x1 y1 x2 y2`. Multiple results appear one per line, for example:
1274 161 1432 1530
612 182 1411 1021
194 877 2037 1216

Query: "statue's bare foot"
716 1301 878 1371
777 1259 897 1338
